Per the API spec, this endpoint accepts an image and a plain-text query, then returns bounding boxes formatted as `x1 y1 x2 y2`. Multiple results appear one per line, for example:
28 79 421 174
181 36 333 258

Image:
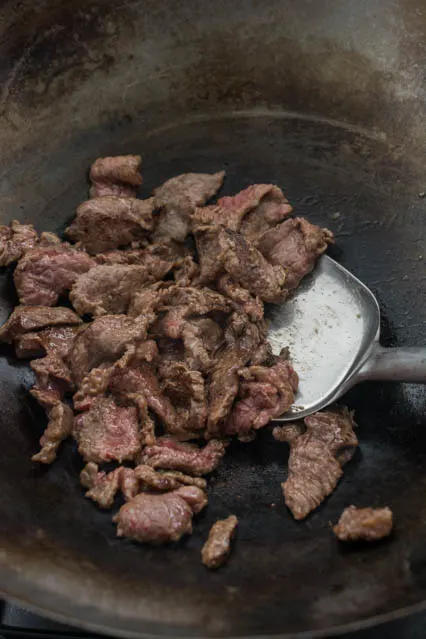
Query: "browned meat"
249 341 276 366
113 486 207 543
70 265 155 316
173 255 200 286
216 274 264 320
128 281 174 317
31 353 74 396
15 325 80 360
67 196 154 254
0 220 39 266
225 359 299 436
94 247 176 281
74 397 141 463
159 361 207 436
0 306 81 344
153 171 225 242
278 407 358 520
14 246 96 306
177 317 223 373
89 155 143 198
135 465 207 492
196 226 287 302
142 438 227 476
80 462 140 508
258 217 334 291
333 506 393 542
31 389 73 464
192 184 292 239
201 515 238 569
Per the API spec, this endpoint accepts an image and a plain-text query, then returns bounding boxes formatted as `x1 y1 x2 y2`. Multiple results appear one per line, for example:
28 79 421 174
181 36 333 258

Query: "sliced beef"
142 438 227 476
14 246 96 306
201 515 238 569
196 226 287 302
89 155 143 198
277 407 358 520
177 317 223 373
173 255 200 286
0 220 39 266
74 396 141 463
258 217 334 291
0 305 81 344
333 506 393 542
31 389 73 464
94 246 176 279
128 282 174 317
113 486 207 544
80 462 139 508
225 359 299 437
31 353 74 396
15 325 80 360
158 361 207 436
67 196 154 254
216 274 264 320
70 265 155 317
153 171 225 242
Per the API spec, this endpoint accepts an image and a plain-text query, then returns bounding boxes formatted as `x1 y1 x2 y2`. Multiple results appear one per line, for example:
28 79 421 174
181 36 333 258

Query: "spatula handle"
356 346 426 384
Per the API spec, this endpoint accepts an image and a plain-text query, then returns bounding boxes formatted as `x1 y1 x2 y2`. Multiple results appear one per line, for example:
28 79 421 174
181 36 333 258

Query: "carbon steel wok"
0 0 426 636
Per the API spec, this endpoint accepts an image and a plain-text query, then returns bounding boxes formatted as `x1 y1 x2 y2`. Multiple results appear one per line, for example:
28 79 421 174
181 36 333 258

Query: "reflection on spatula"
268 255 426 421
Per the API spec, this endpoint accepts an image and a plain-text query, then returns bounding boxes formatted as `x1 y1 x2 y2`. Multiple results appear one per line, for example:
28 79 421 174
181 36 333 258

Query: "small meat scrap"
113 486 208 543
225 358 299 437
0 305 81 344
70 264 155 317
15 325 80 360
279 407 358 520
0 220 39 266
142 438 228 476
216 274 264 321
258 217 334 291
74 397 141 463
201 515 238 569
333 506 393 542
80 462 139 508
153 171 225 243
31 353 74 396
159 361 207 436
14 246 96 306
67 196 154 254
31 388 73 464
89 155 143 198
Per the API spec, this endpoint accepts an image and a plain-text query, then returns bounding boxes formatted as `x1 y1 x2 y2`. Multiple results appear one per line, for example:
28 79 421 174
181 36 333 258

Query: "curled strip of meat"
89 155 143 198
31 389 73 464
202 515 238 569
333 506 393 542
0 220 39 266
141 438 228 476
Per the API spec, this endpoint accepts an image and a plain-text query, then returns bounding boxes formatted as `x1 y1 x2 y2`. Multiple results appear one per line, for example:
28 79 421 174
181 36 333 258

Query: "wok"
0 0 425 636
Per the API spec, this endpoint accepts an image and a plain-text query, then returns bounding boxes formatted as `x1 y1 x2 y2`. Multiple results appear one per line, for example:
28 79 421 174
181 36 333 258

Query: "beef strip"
333 506 393 542
134 465 207 491
177 317 223 373
74 397 141 463
277 407 358 520
0 220 39 266
173 255 200 286
258 217 334 291
89 155 143 198
14 246 96 306
31 353 74 396
128 282 174 317
67 196 154 254
225 358 299 436
31 388 73 464
0 305 81 344
216 274 264 320
201 515 238 569
113 486 207 543
153 171 225 242
141 438 227 476
158 361 207 435
15 325 80 360
94 246 176 280
196 226 287 302
70 265 155 316
80 462 140 508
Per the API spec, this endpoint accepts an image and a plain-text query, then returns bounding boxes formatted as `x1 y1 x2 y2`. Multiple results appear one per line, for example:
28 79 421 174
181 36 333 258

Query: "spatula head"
267 255 380 421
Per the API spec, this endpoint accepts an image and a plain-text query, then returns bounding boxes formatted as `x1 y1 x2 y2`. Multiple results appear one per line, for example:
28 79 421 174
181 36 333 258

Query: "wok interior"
0 0 426 636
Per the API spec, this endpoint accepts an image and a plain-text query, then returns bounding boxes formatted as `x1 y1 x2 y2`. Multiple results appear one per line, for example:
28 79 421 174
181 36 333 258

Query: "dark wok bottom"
0 113 425 638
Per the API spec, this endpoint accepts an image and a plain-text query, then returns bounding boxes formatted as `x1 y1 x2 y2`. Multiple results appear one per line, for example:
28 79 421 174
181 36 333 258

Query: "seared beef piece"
31 388 73 464
70 265 155 317
128 281 174 317
196 226 287 302
277 407 358 520
89 155 143 198
80 462 140 508
158 361 207 435
249 341 276 366
0 220 39 266
142 438 227 476
135 465 207 492
333 506 393 542
153 171 225 242
94 246 176 280
201 515 238 569
216 274 264 320
67 196 154 254
192 184 292 239
14 246 96 306
207 312 266 436
225 359 299 436
31 354 74 396
113 486 207 543
0 305 81 344
74 397 141 463
173 256 200 286
68 314 151 384
258 217 334 291
177 317 223 373
15 326 80 360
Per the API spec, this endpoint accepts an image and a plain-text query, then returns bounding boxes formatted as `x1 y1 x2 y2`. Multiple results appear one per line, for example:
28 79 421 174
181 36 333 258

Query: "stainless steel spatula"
268 255 426 421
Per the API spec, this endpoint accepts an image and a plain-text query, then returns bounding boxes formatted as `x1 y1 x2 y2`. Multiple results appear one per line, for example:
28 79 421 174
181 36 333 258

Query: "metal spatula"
267 255 426 421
